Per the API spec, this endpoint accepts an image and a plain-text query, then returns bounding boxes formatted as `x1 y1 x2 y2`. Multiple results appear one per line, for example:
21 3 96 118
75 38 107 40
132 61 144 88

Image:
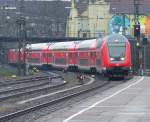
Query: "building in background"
67 0 150 38
66 0 111 38
0 0 70 38
0 0 150 38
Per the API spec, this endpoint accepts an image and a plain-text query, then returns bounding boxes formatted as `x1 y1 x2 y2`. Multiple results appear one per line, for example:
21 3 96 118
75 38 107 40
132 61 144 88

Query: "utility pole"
122 14 126 35
134 0 139 24
16 0 27 76
134 0 140 39
133 0 143 75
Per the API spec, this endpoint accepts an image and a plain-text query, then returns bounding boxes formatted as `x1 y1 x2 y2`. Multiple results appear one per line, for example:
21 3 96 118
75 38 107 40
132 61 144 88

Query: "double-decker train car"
7 49 18 64
7 34 132 77
7 49 24 65
26 43 52 66
51 41 78 68
101 34 132 77
77 39 98 72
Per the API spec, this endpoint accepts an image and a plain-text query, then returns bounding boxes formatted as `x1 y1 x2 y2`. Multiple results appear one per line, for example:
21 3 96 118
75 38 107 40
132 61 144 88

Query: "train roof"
52 41 78 51
104 34 128 43
9 48 24 51
78 39 98 50
26 43 51 50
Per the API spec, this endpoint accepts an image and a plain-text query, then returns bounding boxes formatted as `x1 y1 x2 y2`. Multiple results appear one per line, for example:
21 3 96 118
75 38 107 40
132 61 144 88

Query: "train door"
64 51 67 67
68 51 78 67
42 50 47 65
54 51 67 67
8 49 17 63
47 52 53 65
89 51 96 72
28 51 41 66
96 50 102 72
78 51 90 70
20 51 24 63
90 51 96 67
143 43 150 74
68 52 73 66
74 52 78 66
42 50 53 65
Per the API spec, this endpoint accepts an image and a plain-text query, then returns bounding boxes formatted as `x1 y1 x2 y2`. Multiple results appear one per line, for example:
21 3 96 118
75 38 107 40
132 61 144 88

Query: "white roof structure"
52 41 78 50
78 39 97 50
26 43 51 50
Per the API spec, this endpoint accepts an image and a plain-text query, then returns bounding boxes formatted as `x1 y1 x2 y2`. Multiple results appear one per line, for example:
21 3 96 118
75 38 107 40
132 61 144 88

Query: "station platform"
34 76 150 122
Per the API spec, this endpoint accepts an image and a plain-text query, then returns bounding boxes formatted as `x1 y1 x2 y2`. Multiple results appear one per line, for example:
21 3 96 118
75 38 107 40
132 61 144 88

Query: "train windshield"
108 42 126 59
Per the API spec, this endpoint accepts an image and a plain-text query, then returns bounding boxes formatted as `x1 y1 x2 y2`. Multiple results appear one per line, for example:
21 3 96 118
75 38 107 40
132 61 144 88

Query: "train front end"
103 34 132 77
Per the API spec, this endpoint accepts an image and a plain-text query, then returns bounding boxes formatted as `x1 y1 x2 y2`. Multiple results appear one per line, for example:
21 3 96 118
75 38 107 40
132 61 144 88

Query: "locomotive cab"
108 38 126 62
103 34 132 77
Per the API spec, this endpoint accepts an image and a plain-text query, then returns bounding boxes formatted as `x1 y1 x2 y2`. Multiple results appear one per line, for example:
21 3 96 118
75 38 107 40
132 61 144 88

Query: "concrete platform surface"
34 76 150 122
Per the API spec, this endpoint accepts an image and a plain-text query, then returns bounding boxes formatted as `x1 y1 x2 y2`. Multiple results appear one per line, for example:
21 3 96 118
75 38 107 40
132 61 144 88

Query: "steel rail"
0 76 64 102
0 79 109 121
0 72 58 86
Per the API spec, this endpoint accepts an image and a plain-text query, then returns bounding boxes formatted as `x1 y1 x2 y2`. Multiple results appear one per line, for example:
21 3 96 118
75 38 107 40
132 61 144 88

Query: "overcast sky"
25 0 71 1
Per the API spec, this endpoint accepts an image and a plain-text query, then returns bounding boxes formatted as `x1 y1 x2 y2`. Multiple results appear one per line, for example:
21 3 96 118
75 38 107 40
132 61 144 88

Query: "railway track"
0 71 61 93
0 74 109 122
0 76 65 102
0 72 58 86
0 70 70 104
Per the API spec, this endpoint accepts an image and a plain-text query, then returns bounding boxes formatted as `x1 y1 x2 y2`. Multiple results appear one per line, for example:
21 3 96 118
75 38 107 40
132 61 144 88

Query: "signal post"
134 22 143 75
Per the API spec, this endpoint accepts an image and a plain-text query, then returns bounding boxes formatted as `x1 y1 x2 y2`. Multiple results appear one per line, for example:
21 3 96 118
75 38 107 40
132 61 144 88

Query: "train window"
66 53 68 56
90 52 96 57
55 58 66 64
43 53 46 57
97 38 102 48
96 59 101 66
48 53 52 57
90 52 92 57
93 52 96 57
79 59 88 66
75 52 78 57
96 52 99 56
108 42 126 58
68 53 72 58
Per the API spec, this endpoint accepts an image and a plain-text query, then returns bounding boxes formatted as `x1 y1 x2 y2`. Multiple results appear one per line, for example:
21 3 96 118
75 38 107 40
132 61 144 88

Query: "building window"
83 33 87 38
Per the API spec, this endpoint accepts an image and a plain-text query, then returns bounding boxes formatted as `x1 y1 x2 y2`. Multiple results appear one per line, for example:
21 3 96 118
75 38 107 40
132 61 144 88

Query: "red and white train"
8 34 132 77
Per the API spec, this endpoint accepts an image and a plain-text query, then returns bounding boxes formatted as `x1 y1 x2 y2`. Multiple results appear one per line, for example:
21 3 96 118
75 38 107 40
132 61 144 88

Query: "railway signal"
134 24 140 38
142 37 148 45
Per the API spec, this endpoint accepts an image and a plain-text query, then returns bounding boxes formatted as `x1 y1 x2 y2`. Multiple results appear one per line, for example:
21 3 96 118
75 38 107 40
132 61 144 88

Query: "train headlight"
110 58 114 61
102 67 106 70
120 57 125 61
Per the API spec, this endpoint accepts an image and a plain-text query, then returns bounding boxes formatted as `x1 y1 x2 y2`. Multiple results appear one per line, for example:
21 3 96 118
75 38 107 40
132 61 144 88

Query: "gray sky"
25 0 71 1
